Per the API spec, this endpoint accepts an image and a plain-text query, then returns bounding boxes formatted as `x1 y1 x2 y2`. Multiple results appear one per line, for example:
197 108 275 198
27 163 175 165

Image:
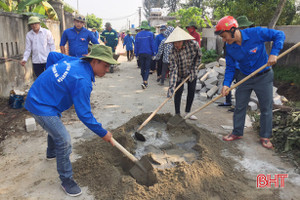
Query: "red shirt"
189 31 201 47
187 27 201 47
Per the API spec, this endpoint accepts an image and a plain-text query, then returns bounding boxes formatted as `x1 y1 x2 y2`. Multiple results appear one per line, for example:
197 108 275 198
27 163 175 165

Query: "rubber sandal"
223 133 242 141
260 138 273 149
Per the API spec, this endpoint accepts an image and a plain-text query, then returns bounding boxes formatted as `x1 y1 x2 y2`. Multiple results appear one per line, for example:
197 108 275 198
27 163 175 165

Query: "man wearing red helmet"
215 16 285 149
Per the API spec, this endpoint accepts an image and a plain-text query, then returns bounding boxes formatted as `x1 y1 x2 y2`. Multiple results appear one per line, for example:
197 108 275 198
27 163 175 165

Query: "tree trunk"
268 0 287 29
266 0 287 53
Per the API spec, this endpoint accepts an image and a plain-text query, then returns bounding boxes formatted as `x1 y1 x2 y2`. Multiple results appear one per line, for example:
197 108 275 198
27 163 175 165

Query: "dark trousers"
150 59 156 71
174 78 197 114
127 50 133 60
139 53 152 82
156 58 163 77
160 63 169 84
33 63 46 77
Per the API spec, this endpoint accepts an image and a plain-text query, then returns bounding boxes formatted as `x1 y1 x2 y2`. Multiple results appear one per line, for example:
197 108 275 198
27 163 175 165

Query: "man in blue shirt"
134 21 156 89
154 25 166 82
25 45 118 196
215 16 285 149
92 27 99 41
60 14 99 58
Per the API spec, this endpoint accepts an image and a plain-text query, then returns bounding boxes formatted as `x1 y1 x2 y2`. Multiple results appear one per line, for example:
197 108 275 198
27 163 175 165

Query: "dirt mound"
73 113 278 200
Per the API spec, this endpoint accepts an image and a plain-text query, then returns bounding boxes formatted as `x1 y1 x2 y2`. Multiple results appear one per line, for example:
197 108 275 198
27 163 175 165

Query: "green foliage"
273 65 300 86
208 0 297 26
168 7 206 28
63 3 76 14
201 47 219 63
0 0 58 20
86 14 102 32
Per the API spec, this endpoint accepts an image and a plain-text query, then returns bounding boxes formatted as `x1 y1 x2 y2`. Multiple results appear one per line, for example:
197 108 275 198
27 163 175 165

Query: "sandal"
260 138 273 149
223 133 242 141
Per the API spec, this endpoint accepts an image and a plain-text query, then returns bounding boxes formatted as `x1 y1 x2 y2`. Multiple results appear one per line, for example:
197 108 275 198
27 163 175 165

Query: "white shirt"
22 27 56 64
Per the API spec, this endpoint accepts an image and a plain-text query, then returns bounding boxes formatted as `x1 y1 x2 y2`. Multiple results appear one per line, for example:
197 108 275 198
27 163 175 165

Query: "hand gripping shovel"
134 64 204 141
111 138 154 185
182 42 300 122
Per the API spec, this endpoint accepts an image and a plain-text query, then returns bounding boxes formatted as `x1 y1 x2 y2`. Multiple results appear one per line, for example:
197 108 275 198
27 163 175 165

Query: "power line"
101 12 138 21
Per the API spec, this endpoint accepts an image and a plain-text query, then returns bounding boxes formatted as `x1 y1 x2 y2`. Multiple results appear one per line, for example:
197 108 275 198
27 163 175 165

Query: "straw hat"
164 26 195 43
83 45 119 65
74 14 86 22
28 16 40 25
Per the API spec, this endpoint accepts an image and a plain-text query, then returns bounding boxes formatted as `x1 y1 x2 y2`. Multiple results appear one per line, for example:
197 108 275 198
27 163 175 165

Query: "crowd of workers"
20 13 285 197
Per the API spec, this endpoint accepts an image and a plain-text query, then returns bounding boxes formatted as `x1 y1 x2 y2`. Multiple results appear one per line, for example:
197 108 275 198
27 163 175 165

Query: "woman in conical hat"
165 26 202 120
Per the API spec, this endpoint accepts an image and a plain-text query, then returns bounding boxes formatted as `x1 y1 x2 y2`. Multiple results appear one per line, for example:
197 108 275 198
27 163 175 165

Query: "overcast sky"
63 0 146 31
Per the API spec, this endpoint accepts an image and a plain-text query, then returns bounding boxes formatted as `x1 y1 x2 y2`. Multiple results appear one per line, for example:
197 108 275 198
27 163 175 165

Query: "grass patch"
273 65 300 86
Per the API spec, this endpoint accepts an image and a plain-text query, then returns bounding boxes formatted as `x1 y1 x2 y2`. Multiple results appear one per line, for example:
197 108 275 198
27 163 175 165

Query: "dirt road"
0 51 299 199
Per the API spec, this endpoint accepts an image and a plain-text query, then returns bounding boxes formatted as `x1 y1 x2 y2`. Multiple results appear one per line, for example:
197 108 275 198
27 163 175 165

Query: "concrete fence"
0 0 74 97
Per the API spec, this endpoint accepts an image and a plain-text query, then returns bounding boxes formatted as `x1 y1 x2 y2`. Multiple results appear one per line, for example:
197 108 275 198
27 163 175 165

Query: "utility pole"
138 7 141 27
77 0 79 12
129 20 130 30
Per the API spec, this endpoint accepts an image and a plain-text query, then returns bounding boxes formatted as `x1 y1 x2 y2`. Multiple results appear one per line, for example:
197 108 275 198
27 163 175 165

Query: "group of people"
19 13 285 197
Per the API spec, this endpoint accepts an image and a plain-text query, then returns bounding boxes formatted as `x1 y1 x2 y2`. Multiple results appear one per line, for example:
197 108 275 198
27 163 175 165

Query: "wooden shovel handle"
185 42 300 119
111 138 138 163
137 63 204 132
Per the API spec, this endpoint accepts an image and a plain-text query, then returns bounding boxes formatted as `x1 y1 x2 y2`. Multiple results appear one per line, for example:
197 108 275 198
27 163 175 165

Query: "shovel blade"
129 156 155 186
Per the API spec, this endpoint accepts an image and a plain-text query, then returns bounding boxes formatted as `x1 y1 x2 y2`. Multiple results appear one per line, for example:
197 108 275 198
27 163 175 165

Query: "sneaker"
46 155 56 161
218 102 232 107
61 178 82 197
185 112 198 120
141 83 148 89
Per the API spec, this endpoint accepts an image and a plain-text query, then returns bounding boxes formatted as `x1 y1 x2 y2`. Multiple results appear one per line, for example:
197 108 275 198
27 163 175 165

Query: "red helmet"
215 16 238 35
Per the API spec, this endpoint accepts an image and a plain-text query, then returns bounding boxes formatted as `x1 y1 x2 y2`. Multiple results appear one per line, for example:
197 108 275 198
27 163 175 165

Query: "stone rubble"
196 58 287 111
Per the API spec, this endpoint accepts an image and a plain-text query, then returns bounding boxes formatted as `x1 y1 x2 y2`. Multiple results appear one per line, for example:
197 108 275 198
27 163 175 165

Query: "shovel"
135 63 204 141
181 42 300 123
111 138 154 185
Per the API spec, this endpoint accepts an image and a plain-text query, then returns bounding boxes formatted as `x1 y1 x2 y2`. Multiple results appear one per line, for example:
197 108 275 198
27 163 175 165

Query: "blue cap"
160 25 167 30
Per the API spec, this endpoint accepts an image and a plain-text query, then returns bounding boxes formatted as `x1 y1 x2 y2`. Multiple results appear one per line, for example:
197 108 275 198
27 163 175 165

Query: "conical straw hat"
165 26 195 43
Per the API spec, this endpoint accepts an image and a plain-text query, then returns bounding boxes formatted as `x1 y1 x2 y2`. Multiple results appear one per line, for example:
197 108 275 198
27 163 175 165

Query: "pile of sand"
73 113 278 200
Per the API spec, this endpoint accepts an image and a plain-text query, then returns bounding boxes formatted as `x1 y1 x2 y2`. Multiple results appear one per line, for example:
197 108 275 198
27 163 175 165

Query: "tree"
143 0 165 19
165 0 180 13
168 7 206 29
268 0 288 28
207 0 297 26
86 14 103 32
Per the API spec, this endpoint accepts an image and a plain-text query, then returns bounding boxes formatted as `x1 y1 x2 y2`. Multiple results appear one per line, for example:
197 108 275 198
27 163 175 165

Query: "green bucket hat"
83 45 119 65
236 16 254 28
186 21 198 29
140 21 150 30
28 16 40 25
126 30 131 34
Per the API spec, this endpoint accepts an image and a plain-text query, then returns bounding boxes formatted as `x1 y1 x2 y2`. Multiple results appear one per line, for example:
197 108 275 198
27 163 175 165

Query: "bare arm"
60 46 66 55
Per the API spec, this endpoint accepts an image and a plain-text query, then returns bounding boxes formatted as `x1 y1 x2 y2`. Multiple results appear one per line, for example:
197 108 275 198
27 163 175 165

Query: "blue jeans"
139 53 152 82
31 114 73 182
232 69 273 138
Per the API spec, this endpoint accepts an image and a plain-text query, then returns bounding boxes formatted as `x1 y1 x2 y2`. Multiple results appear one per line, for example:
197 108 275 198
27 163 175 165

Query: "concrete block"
219 58 226 66
25 118 36 132
250 91 258 103
208 69 219 79
205 83 214 90
213 66 225 75
207 86 219 98
199 92 207 101
248 101 257 111
204 76 218 86
273 95 283 105
217 85 223 94
205 61 219 69
197 69 206 79
273 86 278 97
245 115 252 128
200 71 209 83
196 83 202 91
200 86 207 93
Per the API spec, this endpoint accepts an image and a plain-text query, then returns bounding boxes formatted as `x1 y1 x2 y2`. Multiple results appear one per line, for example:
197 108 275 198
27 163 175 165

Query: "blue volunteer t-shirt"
224 27 285 87
25 52 107 137
60 27 99 58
